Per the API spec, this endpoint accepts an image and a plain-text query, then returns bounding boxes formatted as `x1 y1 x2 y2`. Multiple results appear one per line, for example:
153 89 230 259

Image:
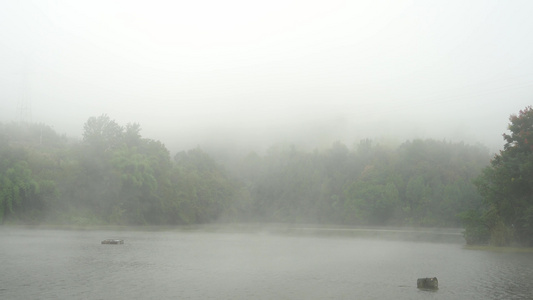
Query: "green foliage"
227 139 487 227
170 148 236 224
0 116 491 229
0 146 53 223
474 106 533 246
344 181 400 225
459 210 490 245
83 114 124 153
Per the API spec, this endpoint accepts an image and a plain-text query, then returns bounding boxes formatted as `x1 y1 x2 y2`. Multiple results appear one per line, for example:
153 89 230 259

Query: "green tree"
170 148 236 224
474 106 533 246
110 146 158 224
0 157 47 223
83 114 124 153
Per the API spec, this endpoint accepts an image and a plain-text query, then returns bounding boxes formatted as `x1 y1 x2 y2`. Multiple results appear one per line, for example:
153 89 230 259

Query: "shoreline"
464 245 533 253
1 223 465 243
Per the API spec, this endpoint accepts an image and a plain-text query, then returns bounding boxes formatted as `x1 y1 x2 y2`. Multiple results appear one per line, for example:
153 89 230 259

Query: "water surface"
1 227 532 299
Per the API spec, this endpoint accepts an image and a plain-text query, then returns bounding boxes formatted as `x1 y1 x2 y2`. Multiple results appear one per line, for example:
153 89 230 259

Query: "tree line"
228 138 488 227
0 116 236 225
1 109 531 246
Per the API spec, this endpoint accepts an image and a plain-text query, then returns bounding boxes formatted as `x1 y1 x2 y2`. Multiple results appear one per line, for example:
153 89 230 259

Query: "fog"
1 1 532 153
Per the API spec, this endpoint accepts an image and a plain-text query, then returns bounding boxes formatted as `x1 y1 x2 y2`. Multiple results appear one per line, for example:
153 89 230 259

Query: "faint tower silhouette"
18 67 32 124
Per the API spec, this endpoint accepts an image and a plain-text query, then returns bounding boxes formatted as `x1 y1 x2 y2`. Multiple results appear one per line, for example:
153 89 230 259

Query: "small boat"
101 239 124 244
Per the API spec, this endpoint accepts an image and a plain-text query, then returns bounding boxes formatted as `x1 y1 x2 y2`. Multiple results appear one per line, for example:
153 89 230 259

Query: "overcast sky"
1 0 532 153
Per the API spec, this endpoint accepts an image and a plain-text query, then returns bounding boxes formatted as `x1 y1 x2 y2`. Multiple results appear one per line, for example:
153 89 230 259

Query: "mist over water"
1 227 532 299
2 1 533 299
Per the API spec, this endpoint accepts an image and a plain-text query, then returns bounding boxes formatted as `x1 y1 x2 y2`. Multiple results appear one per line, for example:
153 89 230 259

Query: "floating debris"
101 239 124 245
417 277 438 289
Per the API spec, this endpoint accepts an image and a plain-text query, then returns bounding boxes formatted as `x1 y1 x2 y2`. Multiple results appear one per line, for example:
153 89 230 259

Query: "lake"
1 226 532 299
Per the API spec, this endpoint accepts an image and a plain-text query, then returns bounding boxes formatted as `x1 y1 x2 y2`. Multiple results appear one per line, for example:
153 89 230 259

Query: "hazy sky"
1 0 532 153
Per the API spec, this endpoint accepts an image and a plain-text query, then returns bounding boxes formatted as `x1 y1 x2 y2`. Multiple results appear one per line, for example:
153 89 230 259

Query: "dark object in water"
101 239 124 245
417 277 438 289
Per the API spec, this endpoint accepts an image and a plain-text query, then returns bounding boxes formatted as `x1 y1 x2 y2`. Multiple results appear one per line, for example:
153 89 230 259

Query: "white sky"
1 0 532 153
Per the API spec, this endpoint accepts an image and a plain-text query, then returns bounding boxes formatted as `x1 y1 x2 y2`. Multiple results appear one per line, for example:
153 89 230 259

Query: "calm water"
1 227 532 299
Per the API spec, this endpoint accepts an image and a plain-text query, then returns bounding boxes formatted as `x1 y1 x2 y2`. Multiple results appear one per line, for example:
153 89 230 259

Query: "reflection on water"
1 227 532 299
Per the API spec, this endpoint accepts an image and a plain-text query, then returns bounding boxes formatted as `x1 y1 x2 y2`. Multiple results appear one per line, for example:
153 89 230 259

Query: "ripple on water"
1 228 533 299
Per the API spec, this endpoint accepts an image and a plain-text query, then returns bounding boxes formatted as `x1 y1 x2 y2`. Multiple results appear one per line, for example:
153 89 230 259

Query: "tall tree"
475 106 533 246
83 114 124 153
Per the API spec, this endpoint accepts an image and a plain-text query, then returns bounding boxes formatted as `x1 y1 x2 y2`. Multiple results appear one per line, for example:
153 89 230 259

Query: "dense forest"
1 108 532 246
